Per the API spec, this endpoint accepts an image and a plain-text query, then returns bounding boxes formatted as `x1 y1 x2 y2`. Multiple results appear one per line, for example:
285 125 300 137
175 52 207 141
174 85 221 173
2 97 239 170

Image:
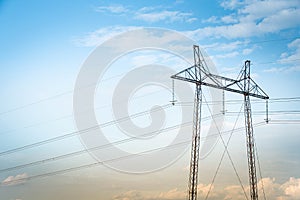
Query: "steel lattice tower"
171 45 269 200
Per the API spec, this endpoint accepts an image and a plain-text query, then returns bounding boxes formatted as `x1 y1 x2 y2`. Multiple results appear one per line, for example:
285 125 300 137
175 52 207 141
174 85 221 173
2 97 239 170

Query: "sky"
0 0 300 200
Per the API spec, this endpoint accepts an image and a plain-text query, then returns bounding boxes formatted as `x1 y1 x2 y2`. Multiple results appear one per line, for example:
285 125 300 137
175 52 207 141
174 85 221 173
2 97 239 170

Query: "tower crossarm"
171 68 269 100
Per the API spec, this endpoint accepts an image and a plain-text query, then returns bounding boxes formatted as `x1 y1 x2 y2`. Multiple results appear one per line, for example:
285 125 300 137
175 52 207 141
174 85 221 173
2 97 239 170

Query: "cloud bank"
112 177 300 200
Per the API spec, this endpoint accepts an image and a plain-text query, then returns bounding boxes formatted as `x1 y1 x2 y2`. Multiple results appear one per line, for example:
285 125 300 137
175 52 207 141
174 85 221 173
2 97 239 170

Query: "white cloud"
135 10 194 23
186 17 197 23
263 67 285 73
112 184 214 200
1 173 28 186
95 5 128 14
202 15 238 24
239 0 300 20
288 39 300 49
221 15 238 24
202 40 249 52
214 51 239 59
112 184 216 200
197 183 215 197
113 190 145 200
71 27 196 67
221 0 244 10
257 177 282 198
242 47 254 55
224 185 246 200
264 65 300 73
264 38 300 73
279 39 300 65
112 177 300 200
72 26 139 47
193 0 300 39
157 188 186 199
188 22 257 39
94 4 197 23
256 8 300 33
78 1 300 49
202 16 219 24
280 177 300 199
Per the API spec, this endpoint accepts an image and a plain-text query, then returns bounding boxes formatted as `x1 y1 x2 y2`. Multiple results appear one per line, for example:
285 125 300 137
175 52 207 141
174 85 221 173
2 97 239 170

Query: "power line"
177 97 300 105
1 139 192 186
0 121 268 185
226 110 300 116
0 102 227 158
3 117 233 174
0 104 297 159
186 98 300 104
0 121 192 174
0 103 267 175
3 90 287 158
1 96 299 136
267 120 300 124
0 99 298 139
0 104 172 156
3 95 299 138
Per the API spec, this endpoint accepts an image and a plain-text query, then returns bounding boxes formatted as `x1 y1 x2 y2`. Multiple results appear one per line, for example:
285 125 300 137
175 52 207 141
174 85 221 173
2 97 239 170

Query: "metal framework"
171 45 269 200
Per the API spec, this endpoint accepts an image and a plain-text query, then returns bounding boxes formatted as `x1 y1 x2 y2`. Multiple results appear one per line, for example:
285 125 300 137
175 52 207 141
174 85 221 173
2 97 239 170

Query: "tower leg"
244 60 258 200
188 84 202 200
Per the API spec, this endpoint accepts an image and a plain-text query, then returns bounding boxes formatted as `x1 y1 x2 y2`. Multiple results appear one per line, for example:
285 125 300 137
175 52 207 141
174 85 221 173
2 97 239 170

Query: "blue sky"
0 0 300 200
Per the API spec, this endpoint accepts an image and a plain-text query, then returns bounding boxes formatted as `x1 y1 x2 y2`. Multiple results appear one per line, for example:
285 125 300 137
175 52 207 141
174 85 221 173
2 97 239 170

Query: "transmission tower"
171 45 269 200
